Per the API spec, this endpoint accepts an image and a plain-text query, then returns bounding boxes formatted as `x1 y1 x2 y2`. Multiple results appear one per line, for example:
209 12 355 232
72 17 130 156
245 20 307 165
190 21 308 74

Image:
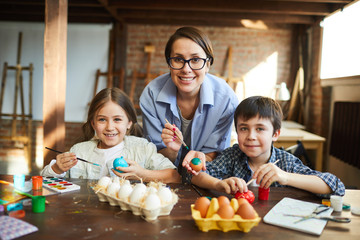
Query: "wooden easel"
217 46 245 98
129 43 162 109
93 29 124 98
0 32 33 172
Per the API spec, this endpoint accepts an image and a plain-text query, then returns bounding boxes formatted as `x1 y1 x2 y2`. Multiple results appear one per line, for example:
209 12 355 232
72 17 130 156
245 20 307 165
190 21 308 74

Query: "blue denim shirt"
140 73 239 167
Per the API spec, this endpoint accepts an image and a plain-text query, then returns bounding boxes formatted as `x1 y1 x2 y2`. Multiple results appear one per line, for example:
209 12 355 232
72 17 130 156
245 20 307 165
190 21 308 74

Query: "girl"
41 88 181 183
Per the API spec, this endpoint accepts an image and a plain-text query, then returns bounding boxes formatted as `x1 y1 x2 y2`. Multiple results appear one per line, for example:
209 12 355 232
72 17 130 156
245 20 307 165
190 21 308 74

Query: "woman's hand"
215 177 248 195
252 162 289 188
161 122 182 153
53 152 78 174
182 150 206 175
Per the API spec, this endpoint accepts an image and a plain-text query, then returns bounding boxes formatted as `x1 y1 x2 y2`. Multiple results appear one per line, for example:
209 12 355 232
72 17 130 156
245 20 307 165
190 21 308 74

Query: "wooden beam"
43 0 67 166
118 9 316 24
108 0 338 16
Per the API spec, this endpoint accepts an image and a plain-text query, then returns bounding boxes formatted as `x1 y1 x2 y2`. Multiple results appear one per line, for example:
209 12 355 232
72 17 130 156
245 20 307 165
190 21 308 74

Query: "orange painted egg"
217 204 235 219
190 158 203 172
217 196 230 207
194 196 211 218
236 202 256 219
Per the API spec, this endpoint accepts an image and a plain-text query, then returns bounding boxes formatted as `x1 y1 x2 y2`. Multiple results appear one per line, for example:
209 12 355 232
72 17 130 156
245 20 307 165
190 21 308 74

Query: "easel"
0 32 33 172
93 29 124 98
129 43 162 109
217 46 245 98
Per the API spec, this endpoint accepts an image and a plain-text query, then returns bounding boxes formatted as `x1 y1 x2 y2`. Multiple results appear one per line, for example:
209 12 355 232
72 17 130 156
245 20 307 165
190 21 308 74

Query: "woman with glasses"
140 27 238 177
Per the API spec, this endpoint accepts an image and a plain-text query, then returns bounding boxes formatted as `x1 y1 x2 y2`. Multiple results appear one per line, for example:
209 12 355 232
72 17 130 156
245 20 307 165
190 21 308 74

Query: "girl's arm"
112 167 181 184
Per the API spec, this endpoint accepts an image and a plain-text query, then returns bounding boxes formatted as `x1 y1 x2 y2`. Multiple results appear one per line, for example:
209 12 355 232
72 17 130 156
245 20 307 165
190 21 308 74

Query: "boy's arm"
191 172 248 194
191 172 220 190
283 172 332 194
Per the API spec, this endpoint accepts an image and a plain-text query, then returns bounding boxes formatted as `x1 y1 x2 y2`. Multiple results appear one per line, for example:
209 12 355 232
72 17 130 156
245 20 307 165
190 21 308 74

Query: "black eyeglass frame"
167 57 209 70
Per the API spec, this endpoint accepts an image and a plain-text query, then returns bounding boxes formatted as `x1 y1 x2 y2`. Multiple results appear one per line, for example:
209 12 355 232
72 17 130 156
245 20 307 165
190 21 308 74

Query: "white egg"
106 182 121 197
129 183 147 204
147 186 158 194
98 176 111 188
111 176 121 185
144 193 161 210
157 186 173 204
118 183 133 200
121 179 131 186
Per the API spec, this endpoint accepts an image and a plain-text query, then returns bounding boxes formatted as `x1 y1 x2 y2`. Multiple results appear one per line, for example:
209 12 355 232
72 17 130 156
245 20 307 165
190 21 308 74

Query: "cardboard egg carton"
93 183 178 221
191 204 261 232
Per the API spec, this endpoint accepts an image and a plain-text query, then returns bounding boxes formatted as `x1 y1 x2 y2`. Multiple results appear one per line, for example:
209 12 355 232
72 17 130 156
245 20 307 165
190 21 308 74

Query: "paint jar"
13 174 25 190
258 186 270 200
32 196 46 213
32 176 43 190
330 195 343 212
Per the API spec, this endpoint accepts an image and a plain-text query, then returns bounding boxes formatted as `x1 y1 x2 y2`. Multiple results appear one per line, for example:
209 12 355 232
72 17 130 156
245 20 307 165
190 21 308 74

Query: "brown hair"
81 88 143 141
165 26 214 65
234 96 283 134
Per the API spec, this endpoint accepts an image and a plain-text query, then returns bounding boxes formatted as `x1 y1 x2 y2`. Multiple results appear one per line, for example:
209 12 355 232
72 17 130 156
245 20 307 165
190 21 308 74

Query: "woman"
140 27 238 171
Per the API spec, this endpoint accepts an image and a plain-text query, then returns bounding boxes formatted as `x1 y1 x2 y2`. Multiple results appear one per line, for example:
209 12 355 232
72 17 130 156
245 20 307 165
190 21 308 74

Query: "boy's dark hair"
234 96 283 134
81 88 143 141
165 26 214 65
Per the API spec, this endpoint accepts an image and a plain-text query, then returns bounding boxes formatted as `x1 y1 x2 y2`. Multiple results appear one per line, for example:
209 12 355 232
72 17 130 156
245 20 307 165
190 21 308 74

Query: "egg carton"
93 186 178 221
191 205 261 232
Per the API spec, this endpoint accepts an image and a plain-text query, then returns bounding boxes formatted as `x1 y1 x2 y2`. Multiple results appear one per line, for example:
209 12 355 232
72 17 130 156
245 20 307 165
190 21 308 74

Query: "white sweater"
40 135 176 179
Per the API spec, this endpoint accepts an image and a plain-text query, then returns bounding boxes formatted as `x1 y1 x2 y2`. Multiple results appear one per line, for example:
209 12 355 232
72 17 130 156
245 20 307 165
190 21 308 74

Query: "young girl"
41 88 181 183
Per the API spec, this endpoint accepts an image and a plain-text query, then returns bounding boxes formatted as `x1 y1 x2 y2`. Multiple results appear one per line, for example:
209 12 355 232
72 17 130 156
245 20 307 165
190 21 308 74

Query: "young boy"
184 96 345 196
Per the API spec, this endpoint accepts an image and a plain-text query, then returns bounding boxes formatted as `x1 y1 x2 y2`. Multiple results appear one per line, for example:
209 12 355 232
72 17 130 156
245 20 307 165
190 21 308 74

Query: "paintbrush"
164 118 189 150
45 147 100 166
246 159 280 186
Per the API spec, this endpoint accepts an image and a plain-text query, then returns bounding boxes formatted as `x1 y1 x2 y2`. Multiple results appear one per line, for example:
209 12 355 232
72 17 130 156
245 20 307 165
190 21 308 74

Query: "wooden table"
1 175 359 240
274 127 326 171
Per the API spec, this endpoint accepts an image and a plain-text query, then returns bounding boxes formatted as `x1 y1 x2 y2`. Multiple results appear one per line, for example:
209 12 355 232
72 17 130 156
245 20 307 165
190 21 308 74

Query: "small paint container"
32 176 43 190
32 196 46 213
330 195 343 212
258 186 270 200
322 199 331 207
13 174 25 190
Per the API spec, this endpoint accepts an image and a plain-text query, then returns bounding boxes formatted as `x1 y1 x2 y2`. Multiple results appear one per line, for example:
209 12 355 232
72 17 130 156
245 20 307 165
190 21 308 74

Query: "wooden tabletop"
1 175 359 240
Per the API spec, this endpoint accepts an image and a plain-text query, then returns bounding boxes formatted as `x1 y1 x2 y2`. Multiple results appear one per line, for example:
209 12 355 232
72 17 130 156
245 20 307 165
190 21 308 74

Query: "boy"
184 96 345 196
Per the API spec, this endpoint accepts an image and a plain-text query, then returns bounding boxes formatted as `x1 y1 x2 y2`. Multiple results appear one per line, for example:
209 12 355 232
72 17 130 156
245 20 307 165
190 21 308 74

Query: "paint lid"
9 209 25 218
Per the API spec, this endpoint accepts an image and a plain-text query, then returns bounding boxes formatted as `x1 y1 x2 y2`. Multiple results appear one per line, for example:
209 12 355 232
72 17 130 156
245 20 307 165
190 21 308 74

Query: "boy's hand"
161 122 182 152
182 150 206 175
253 162 288 188
215 177 248 195
53 152 78 174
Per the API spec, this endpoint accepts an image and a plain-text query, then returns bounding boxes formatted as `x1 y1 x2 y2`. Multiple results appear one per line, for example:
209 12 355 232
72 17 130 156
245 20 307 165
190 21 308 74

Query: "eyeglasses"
167 57 208 70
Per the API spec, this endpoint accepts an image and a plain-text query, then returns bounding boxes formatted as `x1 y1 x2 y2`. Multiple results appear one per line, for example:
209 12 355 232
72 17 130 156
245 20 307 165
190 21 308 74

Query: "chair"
285 140 314 169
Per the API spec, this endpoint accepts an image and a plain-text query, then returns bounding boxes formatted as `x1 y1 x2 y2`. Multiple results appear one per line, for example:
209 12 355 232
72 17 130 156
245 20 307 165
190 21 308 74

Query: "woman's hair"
234 96 283 134
164 26 214 65
81 88 143 141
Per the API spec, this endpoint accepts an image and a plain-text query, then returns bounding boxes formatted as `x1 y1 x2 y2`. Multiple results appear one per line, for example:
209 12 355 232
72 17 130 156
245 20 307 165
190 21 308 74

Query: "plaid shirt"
204 144 345 196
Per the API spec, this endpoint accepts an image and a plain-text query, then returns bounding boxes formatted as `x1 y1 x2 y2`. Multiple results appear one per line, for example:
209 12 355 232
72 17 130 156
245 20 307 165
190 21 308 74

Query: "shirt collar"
156 73 215 113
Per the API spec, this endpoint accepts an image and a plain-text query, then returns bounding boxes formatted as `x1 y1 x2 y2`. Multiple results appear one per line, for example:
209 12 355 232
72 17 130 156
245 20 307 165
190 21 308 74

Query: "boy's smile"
236 115 280 165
